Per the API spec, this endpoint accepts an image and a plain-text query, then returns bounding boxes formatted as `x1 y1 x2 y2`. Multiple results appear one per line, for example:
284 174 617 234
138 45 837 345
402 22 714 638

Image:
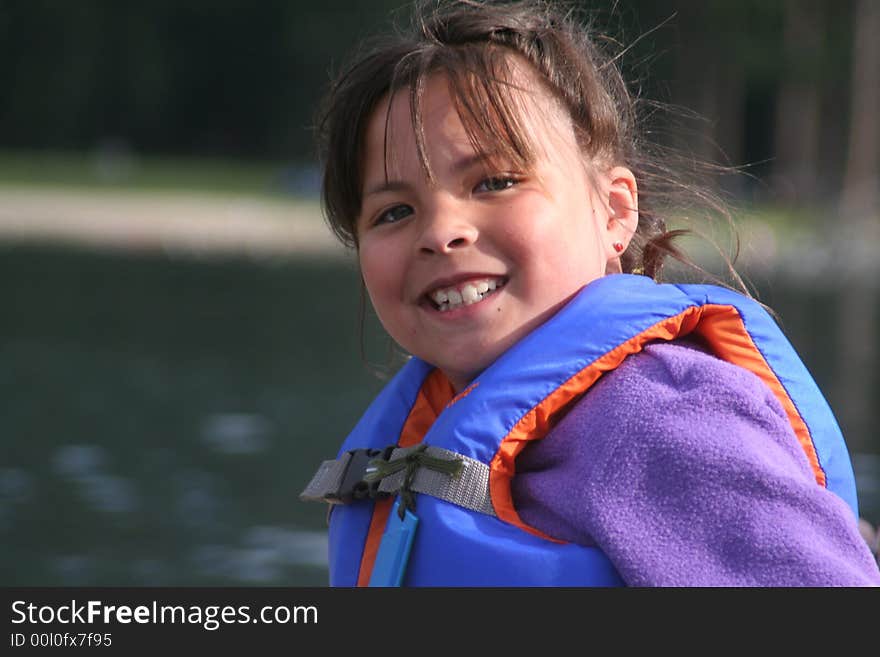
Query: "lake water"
1 243 877 585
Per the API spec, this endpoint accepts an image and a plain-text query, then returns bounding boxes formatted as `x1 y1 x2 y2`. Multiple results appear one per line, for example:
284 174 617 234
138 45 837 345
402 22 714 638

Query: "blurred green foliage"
0 0 859 176
0 151 287 195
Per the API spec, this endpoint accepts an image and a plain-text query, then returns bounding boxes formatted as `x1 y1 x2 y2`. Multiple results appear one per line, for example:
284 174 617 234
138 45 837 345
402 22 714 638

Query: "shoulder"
565 339 807 478
596 340 788 425
513 339 809 540
515 339 802 483
514 340 880 585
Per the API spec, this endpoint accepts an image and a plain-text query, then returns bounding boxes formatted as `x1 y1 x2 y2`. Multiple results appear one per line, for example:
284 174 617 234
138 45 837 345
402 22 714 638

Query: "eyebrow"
362 153 495 198
363 179 412 198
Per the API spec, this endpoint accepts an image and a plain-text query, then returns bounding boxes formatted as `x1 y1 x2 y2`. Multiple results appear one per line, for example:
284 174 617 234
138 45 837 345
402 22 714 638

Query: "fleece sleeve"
511 342 880 586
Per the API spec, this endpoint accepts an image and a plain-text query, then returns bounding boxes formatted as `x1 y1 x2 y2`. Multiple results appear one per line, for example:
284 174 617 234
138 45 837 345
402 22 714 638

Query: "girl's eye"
374 204 414 226
474 176 519 193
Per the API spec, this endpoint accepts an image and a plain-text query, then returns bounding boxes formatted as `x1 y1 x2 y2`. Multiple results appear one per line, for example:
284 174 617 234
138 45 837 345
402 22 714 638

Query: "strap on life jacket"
300 444 497 518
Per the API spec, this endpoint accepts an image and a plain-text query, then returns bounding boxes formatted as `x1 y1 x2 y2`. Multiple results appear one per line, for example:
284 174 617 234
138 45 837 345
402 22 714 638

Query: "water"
0 243 387 585
1 243 877 584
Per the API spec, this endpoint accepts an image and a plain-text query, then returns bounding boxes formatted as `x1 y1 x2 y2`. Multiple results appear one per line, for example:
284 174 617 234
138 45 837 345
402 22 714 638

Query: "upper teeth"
430 278 503 311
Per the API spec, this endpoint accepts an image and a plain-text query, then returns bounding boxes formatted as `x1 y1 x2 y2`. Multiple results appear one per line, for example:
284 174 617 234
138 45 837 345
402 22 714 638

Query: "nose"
416 202 478 255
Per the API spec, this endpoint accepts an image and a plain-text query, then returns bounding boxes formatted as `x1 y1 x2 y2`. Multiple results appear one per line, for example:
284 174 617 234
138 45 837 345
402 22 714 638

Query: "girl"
302 0 880 586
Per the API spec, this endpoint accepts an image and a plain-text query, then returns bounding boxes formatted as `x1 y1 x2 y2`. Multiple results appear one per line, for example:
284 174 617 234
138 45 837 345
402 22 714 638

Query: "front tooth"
461 284 480 304
487 279 497 290
476 281 489 294
447 289 463 305
432 289 448 304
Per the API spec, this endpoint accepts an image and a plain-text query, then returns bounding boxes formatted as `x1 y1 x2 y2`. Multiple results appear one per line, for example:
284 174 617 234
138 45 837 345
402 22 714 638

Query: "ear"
602 166 638 273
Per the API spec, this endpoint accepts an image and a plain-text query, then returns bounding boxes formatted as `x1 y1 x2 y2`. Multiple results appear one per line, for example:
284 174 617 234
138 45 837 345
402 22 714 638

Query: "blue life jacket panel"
327 275 858 586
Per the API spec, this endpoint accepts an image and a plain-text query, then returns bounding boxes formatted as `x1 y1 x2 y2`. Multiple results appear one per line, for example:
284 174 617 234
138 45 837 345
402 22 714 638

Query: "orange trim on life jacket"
692 306 825 487
355 368 455 586
356 498 394 586
447 381 479 409
489 303 825 536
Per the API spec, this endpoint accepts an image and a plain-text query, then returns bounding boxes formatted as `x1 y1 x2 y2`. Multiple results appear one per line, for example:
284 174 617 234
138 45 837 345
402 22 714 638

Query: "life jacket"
323 274 858 586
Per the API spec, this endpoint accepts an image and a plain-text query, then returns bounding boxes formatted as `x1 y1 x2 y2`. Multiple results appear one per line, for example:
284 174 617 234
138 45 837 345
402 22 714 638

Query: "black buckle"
328 446 396 503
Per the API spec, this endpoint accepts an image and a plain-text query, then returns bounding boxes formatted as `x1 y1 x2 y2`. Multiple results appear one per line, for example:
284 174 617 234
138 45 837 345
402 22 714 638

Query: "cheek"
358 243 403 309
503 197 596 253
506 205 606 284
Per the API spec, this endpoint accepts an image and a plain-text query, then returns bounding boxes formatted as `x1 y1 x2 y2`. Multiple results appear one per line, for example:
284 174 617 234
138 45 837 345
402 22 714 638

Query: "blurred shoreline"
0 184 344 260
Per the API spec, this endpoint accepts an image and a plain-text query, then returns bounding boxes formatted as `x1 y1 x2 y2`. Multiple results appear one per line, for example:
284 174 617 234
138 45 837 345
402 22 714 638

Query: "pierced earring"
613 242 624 253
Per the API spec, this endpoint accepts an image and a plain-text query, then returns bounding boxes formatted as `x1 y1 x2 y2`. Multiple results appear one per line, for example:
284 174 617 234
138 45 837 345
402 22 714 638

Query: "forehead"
361 58 577 184
363 77 470 169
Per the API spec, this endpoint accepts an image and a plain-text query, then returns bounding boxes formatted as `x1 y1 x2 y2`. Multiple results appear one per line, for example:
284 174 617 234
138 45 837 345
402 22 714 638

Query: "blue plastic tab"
368 499 419 587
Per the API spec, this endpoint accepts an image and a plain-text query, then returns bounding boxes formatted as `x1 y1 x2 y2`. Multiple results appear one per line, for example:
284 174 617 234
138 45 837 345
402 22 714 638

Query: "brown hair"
316 0 736 282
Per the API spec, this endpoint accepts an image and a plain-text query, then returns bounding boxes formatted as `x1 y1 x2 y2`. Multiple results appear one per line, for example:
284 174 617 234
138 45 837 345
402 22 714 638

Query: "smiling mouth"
425 276 508 312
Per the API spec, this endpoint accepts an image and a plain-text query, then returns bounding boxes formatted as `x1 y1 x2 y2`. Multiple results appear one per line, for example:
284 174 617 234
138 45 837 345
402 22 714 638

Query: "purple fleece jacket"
511 341 880 586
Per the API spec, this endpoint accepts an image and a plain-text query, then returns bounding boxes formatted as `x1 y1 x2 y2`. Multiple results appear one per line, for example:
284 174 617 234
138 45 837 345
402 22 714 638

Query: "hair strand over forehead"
316 0 742 289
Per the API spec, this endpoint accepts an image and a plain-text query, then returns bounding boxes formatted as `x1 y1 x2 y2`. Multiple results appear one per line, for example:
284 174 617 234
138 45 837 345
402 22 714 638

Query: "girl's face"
356 69 638 392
